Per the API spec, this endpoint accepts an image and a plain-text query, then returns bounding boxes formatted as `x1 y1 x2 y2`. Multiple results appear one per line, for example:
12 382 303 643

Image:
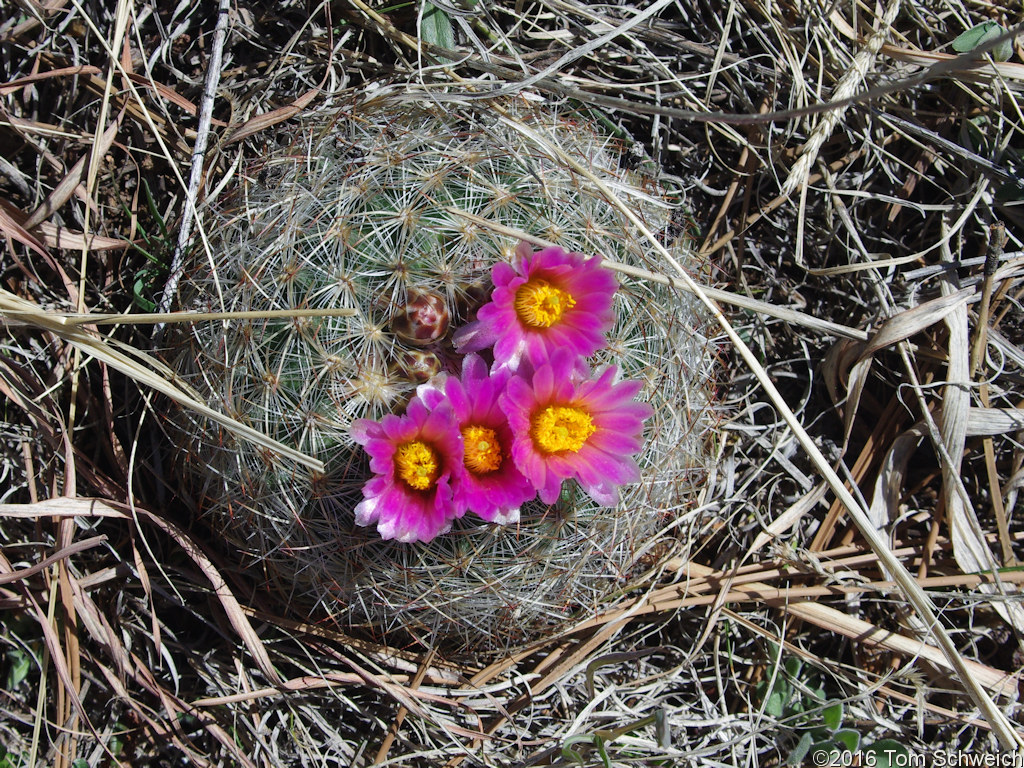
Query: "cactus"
168 95 715 655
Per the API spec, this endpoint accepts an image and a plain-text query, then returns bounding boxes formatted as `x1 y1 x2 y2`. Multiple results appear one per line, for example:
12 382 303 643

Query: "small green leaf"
832 729 861 752
5 648 31 690
561 735 592 766
133 273 158 313
654 708 671 748
593 736 612 768
822 701 843 732
765 684 790 718
420 2 455 54
787 732 814 766
952 21 1013 62
784 656 803 679
964 115 991 154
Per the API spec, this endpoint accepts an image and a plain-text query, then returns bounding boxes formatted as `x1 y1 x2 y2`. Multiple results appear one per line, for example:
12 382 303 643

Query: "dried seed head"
391 289 450 346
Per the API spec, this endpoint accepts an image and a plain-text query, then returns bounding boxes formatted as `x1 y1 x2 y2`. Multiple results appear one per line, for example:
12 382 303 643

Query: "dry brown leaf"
37 223 132 251
123 72 228 125
0 197 50 258
858 287 973 361
0 535 107 585
221 88 320 145
68 572 130 681
0 65 103 96
822 337 863 409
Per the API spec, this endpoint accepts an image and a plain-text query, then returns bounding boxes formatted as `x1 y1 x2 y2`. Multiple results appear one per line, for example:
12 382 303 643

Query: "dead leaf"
222 88 320 145
858 287 974 361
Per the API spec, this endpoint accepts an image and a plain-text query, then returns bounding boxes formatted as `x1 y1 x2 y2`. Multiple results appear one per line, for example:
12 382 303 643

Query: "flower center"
514 279 576 328
530 405 596 455
462 425 502 474
394 440 441 491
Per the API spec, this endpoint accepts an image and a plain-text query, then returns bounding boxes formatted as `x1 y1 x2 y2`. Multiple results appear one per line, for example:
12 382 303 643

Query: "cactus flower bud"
391 348 443 384
391 289 450 346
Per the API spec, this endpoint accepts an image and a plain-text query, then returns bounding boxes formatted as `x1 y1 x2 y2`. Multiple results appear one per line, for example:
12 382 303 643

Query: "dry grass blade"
221 87 321 146
0 65 104 96
24 112 122 230
35 223 131 251
0 289 325 473
826 288 975 449
374 650 436 764
154 0 229 323
59 307 357 326
782 0 902 196
936 233 1024 635
678 563 1018 698
190 672 398 707
132 505 285 688
0 535 106 585
870 408 1024 531
0 549 110 762
0 198 50 258
830 10 1024 86
859 288 974 360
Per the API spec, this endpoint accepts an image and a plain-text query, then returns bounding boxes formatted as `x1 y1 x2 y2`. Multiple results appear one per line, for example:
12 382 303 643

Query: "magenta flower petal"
428 354 537 523
350 398 466 543
491 260 518 288
414 372 450 411
500 353 651 506
452 243 618 370
491 329 527 372
451 299 505 353
461 352 489 381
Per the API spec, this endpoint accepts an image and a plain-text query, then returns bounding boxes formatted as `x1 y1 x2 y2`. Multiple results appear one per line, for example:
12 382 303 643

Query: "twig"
154 0 231 334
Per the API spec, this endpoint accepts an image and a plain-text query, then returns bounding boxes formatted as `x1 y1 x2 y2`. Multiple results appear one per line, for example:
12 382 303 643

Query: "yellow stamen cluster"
514 279 576 328
530 405 595 455
394 440 440 490
462 425 502 474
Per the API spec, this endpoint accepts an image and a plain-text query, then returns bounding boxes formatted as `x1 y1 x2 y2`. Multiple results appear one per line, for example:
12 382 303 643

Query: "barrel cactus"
168 94 714 654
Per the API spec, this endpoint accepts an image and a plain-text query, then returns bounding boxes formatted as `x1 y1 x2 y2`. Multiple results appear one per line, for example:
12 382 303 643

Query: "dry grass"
2 0 1024 765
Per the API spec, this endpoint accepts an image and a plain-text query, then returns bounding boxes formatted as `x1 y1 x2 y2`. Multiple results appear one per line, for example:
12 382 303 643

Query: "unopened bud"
391 289 450 346
391 349 443 383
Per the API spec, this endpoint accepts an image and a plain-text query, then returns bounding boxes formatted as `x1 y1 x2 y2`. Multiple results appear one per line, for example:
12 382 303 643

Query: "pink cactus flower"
350 397 466 543
501 350 653 506
453 242 617 370
417 354 535 524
